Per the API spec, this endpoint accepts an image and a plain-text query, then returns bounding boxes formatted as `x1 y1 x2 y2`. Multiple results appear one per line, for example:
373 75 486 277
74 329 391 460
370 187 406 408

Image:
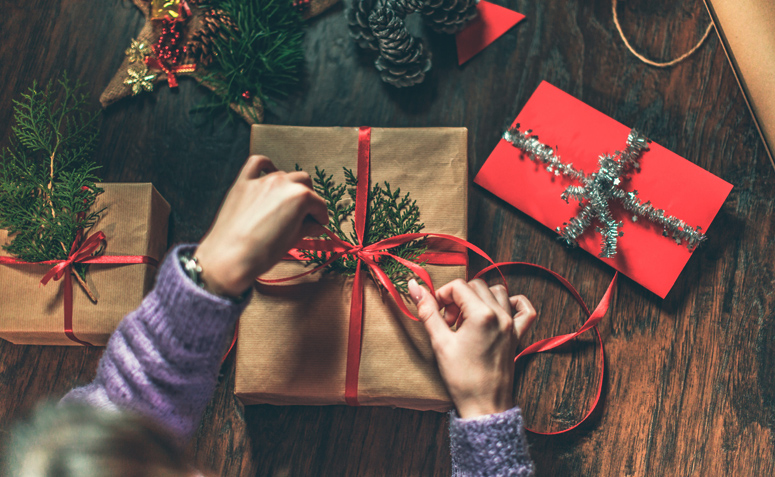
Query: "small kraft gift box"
0 183 170 346
235 125 469 411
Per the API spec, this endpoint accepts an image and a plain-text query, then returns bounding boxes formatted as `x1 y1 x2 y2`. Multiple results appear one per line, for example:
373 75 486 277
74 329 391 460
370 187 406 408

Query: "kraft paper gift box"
234 125 469 411
0 183 170 346
474 81 733 298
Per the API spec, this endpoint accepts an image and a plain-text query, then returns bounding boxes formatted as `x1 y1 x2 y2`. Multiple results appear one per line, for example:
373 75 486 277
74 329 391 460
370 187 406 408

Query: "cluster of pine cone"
348 0 479 87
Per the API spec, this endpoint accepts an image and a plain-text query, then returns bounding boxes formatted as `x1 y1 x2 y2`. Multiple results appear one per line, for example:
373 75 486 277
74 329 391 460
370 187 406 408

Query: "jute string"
613 0 713 67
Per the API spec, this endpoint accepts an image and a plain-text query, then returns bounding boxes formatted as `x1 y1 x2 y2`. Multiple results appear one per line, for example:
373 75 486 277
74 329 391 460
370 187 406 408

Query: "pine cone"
421 0 478 34
369 4 431 87
187 8 240 67
390 0 425 17
348 0 380 50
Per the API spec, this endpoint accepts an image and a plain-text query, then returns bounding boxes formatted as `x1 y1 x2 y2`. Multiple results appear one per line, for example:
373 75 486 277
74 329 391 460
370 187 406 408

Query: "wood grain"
1 0 773 475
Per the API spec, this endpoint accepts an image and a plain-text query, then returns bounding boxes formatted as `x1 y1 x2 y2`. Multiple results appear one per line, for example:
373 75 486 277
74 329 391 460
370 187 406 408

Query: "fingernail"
408 279 422 304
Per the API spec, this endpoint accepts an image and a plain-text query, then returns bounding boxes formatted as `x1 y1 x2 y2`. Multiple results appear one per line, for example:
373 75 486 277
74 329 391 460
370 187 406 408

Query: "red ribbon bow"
0 230 159 346
40 229 103 286
258 127 617 434
144 56 196 89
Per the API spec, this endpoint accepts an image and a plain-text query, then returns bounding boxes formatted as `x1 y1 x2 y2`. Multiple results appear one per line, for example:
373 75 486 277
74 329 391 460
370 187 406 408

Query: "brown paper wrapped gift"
0 183 170 346
235 125 468 411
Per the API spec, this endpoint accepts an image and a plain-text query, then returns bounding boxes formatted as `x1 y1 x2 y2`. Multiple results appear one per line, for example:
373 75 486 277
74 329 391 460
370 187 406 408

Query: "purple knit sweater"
61 244 534 476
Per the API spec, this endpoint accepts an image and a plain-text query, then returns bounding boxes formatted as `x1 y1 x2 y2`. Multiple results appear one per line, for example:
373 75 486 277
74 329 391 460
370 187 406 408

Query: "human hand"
194 155 328 298
408 278 537 419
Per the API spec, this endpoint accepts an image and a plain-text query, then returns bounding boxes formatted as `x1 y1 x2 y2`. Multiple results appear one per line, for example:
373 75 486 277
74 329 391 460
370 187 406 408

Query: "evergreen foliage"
196 0 305 121
0 74 103 267
298 166 427 294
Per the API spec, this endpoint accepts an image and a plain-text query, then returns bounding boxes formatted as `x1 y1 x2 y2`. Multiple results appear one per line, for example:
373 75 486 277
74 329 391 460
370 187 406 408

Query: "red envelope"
474 81 733 298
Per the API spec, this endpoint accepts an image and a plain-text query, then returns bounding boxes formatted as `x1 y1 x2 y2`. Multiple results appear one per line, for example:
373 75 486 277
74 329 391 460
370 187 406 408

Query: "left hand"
194 155 328 298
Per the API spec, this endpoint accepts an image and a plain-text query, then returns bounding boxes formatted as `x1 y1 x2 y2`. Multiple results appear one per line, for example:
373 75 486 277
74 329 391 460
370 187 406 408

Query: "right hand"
194 155 328 298
409 278 537 419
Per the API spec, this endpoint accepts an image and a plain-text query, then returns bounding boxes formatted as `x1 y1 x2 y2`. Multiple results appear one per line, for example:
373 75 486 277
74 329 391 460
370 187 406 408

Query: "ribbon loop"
40 231 107 286
476 263 617 434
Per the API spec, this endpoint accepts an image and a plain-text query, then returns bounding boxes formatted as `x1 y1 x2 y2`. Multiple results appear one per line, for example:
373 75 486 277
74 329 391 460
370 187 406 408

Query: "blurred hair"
2 402 190 477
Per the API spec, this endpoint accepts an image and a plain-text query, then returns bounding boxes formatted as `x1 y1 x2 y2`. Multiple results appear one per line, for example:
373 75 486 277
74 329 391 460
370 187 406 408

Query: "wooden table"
1 1 772 475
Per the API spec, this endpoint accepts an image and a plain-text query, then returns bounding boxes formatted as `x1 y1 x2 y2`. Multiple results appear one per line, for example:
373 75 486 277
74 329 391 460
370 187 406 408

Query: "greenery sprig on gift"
0 75 103 274
194 0 305 122
297 166 427 294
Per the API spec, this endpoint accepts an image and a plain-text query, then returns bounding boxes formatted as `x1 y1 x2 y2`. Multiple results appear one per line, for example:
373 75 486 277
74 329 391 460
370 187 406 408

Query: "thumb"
408 279 451 341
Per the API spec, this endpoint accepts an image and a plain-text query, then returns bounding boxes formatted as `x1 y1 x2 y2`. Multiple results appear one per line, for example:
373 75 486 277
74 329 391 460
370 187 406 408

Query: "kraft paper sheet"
704 0 775 168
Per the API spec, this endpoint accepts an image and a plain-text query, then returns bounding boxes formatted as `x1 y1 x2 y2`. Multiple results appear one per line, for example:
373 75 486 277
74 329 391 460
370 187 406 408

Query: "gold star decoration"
124 64 157 95
124 38 151 63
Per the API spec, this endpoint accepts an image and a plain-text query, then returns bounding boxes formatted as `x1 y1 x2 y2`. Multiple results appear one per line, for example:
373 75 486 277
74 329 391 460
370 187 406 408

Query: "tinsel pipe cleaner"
502 126 707 258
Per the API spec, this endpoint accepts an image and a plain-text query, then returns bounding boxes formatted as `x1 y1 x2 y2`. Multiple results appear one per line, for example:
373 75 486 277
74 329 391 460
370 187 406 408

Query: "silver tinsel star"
503 126 707 258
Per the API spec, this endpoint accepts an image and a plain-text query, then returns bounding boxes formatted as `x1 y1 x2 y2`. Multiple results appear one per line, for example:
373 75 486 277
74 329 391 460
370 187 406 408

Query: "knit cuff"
148 244 248 354
449 407 535 477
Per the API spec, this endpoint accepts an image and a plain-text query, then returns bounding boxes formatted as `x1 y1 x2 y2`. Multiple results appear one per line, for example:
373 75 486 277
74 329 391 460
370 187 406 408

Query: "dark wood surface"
1 0 773 475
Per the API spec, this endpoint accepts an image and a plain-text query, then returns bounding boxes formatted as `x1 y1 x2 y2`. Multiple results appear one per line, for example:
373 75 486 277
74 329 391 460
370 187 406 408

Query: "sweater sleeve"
60 244 247 444
449 407 535 477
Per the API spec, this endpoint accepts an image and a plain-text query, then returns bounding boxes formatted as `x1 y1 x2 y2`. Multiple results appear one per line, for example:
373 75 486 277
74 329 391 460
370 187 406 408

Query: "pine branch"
296 166 426 294
0 74 103 264
194 0 305 118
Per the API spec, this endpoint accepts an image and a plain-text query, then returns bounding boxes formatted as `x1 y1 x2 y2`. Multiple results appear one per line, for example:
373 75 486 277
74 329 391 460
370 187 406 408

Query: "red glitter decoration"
292 0 311 13
153 19 185 67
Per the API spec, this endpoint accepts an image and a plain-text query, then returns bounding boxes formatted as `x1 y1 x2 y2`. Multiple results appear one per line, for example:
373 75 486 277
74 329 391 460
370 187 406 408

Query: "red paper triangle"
455 1 525 65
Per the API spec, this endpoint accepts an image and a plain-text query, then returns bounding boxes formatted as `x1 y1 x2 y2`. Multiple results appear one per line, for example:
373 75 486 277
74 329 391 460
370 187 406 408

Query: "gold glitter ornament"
124 38 151 63
124 64 157 95
151 0 184 20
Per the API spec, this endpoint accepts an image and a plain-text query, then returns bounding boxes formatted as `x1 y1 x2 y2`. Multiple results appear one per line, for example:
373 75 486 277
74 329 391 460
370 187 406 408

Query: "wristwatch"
179 250 205 288
178 250 249 303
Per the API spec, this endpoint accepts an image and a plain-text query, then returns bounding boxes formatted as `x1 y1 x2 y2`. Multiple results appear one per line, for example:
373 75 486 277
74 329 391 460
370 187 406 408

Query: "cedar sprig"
0 74 103 273
194 0 305 122
298 166 427 294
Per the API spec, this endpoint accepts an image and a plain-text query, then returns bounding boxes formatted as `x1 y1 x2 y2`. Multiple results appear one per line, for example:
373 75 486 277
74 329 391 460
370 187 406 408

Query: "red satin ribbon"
258 126 616 434
0 231 158 346
475 263 618 434
144 57 196 88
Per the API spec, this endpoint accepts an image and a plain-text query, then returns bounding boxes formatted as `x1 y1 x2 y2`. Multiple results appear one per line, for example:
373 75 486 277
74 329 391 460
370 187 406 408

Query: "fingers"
301 188 329 226
441 282 507 329
266 168 328 227
409 279 451 342
468 279 503 312
509 295 537 340
442 303 460 328
438 279 510 329
286 170 313 189
241 155 277 180
299 218 327 238
435 279 486 318
490 284 510 313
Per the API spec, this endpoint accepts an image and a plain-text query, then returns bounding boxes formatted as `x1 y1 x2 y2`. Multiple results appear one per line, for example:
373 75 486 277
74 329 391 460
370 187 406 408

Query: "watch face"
179 253 203 285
